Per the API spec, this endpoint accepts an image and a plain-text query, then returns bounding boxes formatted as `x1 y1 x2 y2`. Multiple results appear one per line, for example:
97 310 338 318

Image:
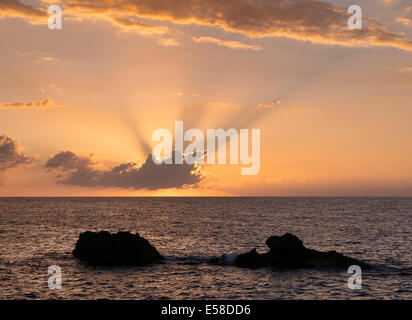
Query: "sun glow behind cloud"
0 0 412 195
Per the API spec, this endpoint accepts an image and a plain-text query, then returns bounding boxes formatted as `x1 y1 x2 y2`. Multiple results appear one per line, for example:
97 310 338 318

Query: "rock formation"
72 231 164 265
235 233 368 269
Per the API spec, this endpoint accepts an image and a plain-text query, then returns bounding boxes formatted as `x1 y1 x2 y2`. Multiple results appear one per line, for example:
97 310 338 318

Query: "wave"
164 253 240 265
163 255 411 273
216 253 240 265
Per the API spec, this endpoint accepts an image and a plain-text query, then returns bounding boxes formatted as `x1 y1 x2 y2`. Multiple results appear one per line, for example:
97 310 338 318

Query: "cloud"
44 151 96 171
3 1 412 51
0 0 47 23
0 134 32 171
192 36 263 51
257 100 282 108
45 150 201 189
157 37 180 46
49 84 63 94
109 16 170 35
59 0 412 51
66 4 178 45
0 0 171 44
38 55 59 63
0 97 63 109
395 17 411 26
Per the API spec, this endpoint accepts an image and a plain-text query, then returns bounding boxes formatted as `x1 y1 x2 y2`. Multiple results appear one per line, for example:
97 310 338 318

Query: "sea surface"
0 197 411 299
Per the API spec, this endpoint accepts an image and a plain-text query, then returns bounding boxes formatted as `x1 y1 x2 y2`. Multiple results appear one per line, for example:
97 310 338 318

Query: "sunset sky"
1 0 412 196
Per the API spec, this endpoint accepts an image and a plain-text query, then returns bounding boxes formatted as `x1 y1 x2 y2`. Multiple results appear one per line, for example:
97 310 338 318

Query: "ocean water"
0 197 410 300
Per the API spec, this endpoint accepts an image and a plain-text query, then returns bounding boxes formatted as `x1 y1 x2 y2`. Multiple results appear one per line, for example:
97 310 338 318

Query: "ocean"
0 197 410 299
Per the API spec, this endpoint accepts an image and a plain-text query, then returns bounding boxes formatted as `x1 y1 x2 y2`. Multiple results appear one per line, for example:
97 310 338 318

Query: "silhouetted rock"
235 233 368 269
73 231 164 265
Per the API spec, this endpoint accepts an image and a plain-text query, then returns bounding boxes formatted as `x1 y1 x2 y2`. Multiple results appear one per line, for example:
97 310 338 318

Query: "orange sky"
1 0 412 196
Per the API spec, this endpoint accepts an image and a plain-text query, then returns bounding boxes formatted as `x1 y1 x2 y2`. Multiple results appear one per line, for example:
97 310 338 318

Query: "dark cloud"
45 150 201 189
2 1 411 51
62 0 412 51
0 134 32 171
